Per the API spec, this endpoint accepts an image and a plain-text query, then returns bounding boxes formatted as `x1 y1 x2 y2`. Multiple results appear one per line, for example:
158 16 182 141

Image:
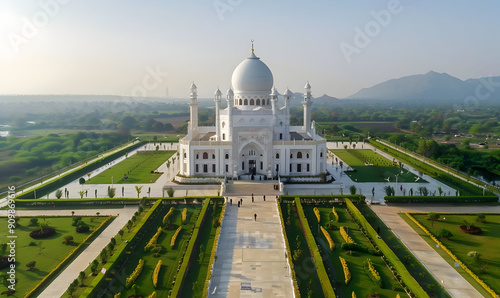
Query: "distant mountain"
315 94 340 101
346 71 500 101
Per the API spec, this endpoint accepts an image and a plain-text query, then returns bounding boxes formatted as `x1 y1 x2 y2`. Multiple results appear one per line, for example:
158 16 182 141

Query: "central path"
209 195 294 297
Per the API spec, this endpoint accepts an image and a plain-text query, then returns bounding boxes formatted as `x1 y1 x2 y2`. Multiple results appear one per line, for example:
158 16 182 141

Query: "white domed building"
178 46 327 181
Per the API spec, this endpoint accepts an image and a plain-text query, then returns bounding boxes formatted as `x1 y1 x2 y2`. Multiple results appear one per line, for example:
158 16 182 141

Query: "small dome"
270 87 279 96
284 88 293 96
190 82 197 91
304 82 311 89
215 88 222 96
226 88 234 96
231 52 273 93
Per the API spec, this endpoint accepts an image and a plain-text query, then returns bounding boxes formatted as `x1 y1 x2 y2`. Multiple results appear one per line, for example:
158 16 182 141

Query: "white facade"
179 48 327 179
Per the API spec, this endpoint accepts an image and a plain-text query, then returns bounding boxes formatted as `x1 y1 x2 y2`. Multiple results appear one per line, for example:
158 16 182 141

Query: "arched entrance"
239 141 266 176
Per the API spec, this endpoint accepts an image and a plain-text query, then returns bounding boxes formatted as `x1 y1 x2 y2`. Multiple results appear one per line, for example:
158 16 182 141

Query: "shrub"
126 259 145 288
352 291 356 298
76 226 90 233
320 226 335 251
181 208 187 224
340 226 354 243
26 261 36 271
29 218 38 226
152 260 162 288
29 227 56 239
436 228 453 240
364 258 382 287
332 207 339 222
148 292 157 298
144 227 163 252
313 207 320 223
339 256 351 284
341 242 381 256
170 226 182 248
63 235 74 245
163 207 174 225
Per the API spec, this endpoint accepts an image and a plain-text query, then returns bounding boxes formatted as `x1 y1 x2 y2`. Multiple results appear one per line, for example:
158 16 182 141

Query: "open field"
331 149 425 183
0 216 110 297
86 151 175 184
410 213 500 295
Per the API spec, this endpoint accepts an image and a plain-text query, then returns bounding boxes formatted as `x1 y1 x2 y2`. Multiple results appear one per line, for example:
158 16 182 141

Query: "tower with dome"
177 44 327 181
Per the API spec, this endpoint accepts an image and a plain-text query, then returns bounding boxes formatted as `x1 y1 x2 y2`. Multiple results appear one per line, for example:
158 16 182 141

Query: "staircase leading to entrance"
224 180 280 196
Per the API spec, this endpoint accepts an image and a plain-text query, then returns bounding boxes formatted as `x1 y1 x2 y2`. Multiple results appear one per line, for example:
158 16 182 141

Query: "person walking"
254 213 257 221
263 195 265 201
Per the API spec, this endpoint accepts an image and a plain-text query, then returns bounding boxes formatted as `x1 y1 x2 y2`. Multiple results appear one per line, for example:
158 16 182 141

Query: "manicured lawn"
109 204 202 297
331 149 425 183
280 202 325 297
0 216 110 297
303 204 407 298
411 213 500 295
86 151 175 184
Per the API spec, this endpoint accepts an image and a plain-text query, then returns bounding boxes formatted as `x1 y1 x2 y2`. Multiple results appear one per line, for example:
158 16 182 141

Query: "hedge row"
16 140 146 200
144 227 163 252
25 216 113 297
80 200 163 298
170 198 211 297
202 201 226 298
295 197 336 297
384 195 498 204
406 213 499 298
344 199 428 298
126 259 145 288
280 194 365 204
275 200 301 297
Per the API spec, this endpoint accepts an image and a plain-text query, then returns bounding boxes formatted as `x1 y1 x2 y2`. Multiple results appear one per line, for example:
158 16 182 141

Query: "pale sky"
1 0 499 98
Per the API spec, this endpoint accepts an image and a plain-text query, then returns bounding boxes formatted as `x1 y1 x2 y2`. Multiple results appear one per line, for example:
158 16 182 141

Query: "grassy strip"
295 197 335 297
170 198 211 297
25 216 113 297
345 199 429 298
406 213 499 298
202 201 226 298
276 199 300 297
385 195 498 204
370 140 489 196
80 200 162 298
16 141 146 200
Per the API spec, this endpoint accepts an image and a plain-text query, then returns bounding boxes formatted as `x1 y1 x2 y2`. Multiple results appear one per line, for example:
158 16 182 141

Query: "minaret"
270 87 278 125
226 87 234 138
283 87 293 139
189 82 198 139
302 82 312 133
214 88 222 141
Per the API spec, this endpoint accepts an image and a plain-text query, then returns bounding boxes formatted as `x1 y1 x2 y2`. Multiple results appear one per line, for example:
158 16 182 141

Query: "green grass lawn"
0 216 110 297
331 149 425 183
411 213 500 295
86 151 175 184
303 204 407 298
110 204 202 297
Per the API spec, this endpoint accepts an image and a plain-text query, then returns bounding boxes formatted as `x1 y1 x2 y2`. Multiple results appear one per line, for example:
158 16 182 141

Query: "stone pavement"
371 205 489 298
208 196 294 297
10 207 138 298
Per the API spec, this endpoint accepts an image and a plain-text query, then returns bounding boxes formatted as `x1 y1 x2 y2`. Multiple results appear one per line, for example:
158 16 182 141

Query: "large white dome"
231 52 273 93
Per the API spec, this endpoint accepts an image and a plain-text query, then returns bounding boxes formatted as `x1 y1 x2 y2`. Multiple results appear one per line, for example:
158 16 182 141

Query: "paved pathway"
208 196 294 297
370 205 491 298
0 207 138 298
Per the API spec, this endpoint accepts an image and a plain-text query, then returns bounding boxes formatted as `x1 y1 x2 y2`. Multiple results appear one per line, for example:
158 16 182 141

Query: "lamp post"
111 176 114 188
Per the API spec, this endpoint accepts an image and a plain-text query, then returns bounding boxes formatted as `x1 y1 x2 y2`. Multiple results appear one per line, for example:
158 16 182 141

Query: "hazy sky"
1 0 499 98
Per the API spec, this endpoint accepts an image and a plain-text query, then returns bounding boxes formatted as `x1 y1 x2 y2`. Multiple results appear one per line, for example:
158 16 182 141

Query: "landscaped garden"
0 215 112 297
279 196 429 298
331 149 425 183
404 212 500 297
86 151 175 184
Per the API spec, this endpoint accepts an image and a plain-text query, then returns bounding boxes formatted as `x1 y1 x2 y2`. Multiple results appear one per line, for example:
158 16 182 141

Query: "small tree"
63 235 74 245
476 214 486 223
55 189 63 199
467 251 480 263
349 185 357 195
38 219 50 231
29 218 38 226
166 187 175 197
78 190 85 199
26 261 36 271
135 186 143 198
90 259 99 274
427 212 439 227
436 228 453 240
418 186 429 196
78 271 86 286
118 229 125 240
67 282 76 297
107 187 116 198
79 177 86 185
437 186 443 196
383 186 395 196
126 220 133 232
99 249 108 264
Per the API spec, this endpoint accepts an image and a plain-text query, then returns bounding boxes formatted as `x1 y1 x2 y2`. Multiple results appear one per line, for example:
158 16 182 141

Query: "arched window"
320 151 323 157
212 153 215 159
196 154 199 159
297 151 303 159
275 152 280 159
290 153 293 159
222 122 225 128
256 99 260 105
203 152 208 159
239 98 242 105
225 153 229 159
306 153 310 158
262 99 266 105
183 151 186 158
244 99 248 105
250 99 254 105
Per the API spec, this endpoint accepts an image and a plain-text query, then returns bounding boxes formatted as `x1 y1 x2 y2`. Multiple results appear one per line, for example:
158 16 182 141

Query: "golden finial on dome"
251 39 254 52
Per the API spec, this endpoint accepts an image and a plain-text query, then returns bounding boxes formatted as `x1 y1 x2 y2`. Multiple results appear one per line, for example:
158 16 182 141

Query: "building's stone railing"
174 175 224 184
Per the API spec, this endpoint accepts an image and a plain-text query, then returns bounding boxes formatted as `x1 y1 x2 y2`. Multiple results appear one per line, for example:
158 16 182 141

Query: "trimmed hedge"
126 259 145 288
170 198 211 297
203 200 226 298
384 195 498 204
341 242 381 256
295 197 336 297
16 140 146 200
345 199 428 298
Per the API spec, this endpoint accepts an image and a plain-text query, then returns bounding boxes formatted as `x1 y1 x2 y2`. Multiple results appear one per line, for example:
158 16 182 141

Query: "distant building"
178 45 327 179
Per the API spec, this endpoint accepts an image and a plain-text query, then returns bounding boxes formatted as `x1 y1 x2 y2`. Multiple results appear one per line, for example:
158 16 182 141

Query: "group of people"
227 193 267 221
